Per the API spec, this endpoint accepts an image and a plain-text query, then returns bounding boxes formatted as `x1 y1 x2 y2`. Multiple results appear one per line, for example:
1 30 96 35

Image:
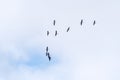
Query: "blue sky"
0 0 120 80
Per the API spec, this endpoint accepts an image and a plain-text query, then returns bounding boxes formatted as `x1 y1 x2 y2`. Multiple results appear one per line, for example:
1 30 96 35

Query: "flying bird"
93 20 96 25
47 53 51 61
80 19 83 25
46 46 48 52
53 20 56 26
66 27 70 32
55 30 57 36
47 31 49 36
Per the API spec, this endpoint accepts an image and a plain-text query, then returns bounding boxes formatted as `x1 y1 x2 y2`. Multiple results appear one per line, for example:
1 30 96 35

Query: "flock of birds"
46 19 96 61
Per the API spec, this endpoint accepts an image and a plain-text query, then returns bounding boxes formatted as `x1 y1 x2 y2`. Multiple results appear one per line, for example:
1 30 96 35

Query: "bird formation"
80 19 96 26
45 19 96 61
45 20 57 61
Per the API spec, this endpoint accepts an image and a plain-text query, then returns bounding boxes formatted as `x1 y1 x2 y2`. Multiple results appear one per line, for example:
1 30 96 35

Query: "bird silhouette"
80 19 83 25
47 53 51 61
46 46 48 52
55 30 57 36
93 20 96 25
53 20 56 26
67 27 70 32
47 31 49 36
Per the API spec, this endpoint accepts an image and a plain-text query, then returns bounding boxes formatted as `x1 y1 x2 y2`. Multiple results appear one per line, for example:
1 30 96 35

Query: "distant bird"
80 19 83 25
55 30 57 36
93 20 96 25
53 20 56 26
48 53 51 61
47 31 49 36
66 27 70 32
46 46 48 52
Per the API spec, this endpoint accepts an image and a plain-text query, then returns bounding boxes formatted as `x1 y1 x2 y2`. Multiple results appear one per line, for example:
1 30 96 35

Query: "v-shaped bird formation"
45 19 96 61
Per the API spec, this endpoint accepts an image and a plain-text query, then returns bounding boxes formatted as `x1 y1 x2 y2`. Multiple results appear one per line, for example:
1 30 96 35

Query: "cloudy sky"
0 0 120 80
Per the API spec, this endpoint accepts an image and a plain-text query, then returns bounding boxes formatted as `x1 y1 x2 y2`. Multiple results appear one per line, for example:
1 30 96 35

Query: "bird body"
67 27 70 32
47 53 51 61
47 31 49 36
55 30 57 36
80 19 83 25
93 20 96 25
46 46 48 52
53 20 56 26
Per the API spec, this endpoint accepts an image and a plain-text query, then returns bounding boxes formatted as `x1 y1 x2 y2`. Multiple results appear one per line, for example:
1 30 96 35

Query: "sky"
0 0 120 80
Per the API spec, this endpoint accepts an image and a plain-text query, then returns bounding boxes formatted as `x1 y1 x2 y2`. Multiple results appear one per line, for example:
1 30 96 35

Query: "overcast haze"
0 0 120 80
